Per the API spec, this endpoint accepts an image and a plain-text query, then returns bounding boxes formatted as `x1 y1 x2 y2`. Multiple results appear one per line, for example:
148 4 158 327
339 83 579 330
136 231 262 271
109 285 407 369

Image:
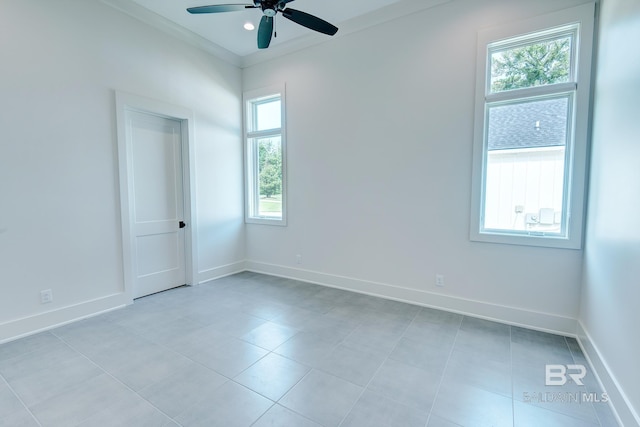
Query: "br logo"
545 364 587 386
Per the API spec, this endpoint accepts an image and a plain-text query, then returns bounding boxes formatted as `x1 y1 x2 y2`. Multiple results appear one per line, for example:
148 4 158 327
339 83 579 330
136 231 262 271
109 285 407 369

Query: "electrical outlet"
435 274 445 287
295 254 302 264
40 289 53 304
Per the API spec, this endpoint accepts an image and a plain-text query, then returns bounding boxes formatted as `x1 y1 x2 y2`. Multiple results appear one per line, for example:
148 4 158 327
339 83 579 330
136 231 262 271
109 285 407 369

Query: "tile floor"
0 272 619 427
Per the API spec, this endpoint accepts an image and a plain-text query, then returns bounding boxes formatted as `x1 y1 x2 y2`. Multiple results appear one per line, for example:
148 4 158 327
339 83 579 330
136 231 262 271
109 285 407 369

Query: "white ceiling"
103 0 451 66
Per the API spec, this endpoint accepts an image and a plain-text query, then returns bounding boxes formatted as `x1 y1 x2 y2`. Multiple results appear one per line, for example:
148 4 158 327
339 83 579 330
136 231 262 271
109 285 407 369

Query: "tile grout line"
127 290 304 426
225 310 316 424
96 302 286 423
130 329 278 426
564 335 603 427
513 331 602 426
0 369 43 427
116 279 337 426
511 324 516 427
142 282 352 426
334 307 419 427
271 309 372 427
422 315 465 427
238 288 370 426
4 274 601 427
52 331 186 427
245 365 321 427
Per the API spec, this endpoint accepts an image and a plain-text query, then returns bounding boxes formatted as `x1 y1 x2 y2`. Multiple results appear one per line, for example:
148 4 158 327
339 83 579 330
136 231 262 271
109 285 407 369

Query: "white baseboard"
197 260 247 285
577 321 640 427
244 261 578 336
0 293 129 345
0 261 246 345
4 261 635 427
0 260 578 342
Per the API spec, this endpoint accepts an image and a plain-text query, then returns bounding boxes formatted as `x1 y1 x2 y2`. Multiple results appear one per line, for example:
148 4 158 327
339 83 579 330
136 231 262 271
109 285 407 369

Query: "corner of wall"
577 321 640 427
197 260 248 285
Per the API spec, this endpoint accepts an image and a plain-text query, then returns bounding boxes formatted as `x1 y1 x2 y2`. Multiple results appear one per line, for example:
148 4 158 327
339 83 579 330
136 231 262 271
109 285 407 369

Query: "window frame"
243 84 287 226
470 3 595 249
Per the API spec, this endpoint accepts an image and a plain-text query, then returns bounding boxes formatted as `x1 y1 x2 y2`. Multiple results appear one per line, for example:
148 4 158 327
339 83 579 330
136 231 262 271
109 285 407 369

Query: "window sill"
245 217 287 226
470 229 582 250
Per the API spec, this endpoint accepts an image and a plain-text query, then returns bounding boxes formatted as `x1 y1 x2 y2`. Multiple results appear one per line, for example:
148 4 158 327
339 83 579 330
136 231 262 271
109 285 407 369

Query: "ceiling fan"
187 0 339 49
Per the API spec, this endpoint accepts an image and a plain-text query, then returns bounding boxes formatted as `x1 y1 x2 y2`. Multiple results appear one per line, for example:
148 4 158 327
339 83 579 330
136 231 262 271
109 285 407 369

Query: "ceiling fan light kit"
187 0 338 49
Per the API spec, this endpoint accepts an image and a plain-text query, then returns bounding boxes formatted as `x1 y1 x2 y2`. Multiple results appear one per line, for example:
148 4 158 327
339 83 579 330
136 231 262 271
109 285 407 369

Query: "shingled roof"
487 97 568 151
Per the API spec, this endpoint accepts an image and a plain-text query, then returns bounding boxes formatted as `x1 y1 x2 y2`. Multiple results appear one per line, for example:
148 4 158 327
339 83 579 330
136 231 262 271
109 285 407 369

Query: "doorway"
116 92 197 300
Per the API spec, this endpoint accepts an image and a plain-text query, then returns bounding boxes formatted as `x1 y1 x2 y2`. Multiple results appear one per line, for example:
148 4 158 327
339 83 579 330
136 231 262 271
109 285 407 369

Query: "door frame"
115 91 198 302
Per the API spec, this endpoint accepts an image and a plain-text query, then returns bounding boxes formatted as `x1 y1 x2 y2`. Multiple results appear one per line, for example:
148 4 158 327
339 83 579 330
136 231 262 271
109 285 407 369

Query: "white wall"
579 0 640 425
1 1 636 420
0 0 244 341
242 0 594 334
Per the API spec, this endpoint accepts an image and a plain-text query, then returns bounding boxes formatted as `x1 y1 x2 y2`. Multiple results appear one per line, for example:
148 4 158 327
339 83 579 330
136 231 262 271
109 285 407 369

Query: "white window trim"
243 84 287 226
470 3 595 249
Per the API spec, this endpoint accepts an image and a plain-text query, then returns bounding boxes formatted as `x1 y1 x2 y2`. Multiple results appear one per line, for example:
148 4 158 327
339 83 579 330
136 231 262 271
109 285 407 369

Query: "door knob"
179 221 186 229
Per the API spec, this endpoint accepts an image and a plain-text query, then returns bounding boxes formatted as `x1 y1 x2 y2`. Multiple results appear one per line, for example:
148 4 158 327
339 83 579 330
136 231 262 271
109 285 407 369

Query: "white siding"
484 147 565 231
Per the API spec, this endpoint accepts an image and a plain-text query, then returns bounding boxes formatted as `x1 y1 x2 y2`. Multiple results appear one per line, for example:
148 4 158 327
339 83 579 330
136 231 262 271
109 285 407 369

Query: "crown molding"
101 0 452 68
101 0 242 67
240 0 452 67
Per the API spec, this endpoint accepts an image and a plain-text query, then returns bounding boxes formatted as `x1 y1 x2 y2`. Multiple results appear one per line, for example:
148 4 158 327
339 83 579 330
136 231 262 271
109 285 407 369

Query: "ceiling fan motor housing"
188 0 337 49
257 0 289 13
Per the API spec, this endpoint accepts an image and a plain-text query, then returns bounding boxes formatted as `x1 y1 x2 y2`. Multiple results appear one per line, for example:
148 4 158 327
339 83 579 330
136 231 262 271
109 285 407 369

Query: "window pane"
483 97 569 233
490 35 572 93
255 99 281 131
257 136 282 218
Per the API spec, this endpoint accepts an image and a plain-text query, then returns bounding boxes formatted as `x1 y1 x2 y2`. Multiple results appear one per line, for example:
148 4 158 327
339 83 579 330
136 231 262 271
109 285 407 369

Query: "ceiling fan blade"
187 4 255 14
281 8 338 36
258 15 274 49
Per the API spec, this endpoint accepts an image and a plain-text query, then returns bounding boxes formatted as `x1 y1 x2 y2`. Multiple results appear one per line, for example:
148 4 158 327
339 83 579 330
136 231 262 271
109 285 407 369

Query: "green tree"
258 139 281 198
491 38 570 92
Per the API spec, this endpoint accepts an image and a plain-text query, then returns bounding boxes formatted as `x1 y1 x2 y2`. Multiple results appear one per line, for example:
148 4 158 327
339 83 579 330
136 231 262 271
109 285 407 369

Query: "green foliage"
491 38 571 92
258 139 282 198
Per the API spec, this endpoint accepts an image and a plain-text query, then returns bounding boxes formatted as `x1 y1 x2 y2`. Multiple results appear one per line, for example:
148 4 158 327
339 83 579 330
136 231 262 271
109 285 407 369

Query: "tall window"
470 4 594 249
244 85 287 225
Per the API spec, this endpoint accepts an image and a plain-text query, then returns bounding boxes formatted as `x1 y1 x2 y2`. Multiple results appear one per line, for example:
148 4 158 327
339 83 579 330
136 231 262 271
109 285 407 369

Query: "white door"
128 111 186 298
